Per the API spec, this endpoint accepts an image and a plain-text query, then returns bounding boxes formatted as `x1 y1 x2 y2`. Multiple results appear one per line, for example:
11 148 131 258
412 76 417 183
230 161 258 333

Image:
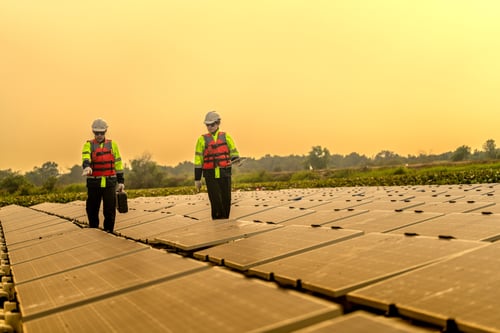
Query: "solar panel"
16 248 208 321
193 225 363 270
279 208 369 226
154 219 282 251
116 214 201 243
412 200 495 214
323 209 443 233
294 310 434 333
2 184 500 332
347 242 500 332
238 206 316 224
8 228 106 264
13 234 148 284
390 212 500 241
22 267 341 333
248 233 486 298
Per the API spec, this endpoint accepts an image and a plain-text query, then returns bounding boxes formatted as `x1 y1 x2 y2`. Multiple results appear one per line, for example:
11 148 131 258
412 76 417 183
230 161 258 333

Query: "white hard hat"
204 111 221 124
92 118 108 132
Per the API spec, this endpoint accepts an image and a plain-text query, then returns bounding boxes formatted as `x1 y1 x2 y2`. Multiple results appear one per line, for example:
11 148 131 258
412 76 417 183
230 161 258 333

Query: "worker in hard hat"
82 118 125 232
194 111 239 219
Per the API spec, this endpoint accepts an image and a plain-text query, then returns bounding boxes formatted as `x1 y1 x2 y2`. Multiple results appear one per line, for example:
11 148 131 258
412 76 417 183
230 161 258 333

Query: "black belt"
87 176 117 179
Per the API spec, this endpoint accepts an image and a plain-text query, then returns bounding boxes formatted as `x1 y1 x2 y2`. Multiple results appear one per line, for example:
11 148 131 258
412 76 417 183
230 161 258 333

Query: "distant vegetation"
1 139 500 207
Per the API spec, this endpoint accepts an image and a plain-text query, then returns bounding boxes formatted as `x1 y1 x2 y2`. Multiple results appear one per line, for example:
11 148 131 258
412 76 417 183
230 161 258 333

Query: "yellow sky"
2 1 500 173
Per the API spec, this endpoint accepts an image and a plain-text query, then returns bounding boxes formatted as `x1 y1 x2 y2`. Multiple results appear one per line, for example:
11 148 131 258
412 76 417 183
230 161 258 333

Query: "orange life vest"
202 132 231 169
89 139 116 177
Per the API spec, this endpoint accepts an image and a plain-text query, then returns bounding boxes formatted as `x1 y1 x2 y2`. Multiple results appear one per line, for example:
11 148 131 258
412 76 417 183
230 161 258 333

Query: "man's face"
93 131 106 143
206 122 219 134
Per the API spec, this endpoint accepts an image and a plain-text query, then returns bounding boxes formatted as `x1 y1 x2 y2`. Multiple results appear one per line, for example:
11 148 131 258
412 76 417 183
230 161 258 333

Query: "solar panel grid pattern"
153 220 282 251
1 183 499 332
248 233 485 297
390 212 500 241
347 242 500 332
278 208 369 226
193 225 363 270
322 209 443 233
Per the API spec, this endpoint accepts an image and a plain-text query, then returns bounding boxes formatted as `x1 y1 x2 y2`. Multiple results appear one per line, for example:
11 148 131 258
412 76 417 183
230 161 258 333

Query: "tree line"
1 139 499 196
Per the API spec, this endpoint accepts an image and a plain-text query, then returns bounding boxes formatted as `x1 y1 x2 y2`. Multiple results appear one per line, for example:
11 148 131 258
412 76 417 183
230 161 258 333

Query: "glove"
82 167 93 176
195 180 202 192
117 183 125 192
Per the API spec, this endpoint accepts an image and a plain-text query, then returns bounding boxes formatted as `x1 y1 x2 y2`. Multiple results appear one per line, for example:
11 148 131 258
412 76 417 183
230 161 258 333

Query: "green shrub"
234 170 272 183
62 184 87 193
290 171 319 181
393 167 407 175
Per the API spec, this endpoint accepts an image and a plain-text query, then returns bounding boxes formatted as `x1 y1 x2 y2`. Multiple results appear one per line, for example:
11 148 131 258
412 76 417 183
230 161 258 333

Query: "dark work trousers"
86 185 117 232
205 176 232 219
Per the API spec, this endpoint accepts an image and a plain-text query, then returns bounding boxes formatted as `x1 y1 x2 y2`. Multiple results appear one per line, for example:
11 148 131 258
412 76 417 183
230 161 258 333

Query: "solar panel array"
1 184 500 332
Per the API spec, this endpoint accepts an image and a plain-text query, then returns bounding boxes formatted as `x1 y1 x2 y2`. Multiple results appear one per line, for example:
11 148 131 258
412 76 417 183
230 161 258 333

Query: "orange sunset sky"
2 1 500 173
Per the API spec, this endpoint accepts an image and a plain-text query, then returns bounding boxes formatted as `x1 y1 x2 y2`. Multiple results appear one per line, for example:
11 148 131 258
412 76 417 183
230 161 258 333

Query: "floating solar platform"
353 199 425 211
279 208 369 226
347 242 500 333
455 192 497 203
248 233 486 298
323 209 443 233
125 196 177 211
180 207 211 220
1 213 63 233
12 233 148 284
193 225 363 271
231 203 283 216
412 200 495 214
339 187 377 198
384 191 417 201
296 189 344 201
409 187 447 196
2 217 79 247
0 205 66 238
475 202 500 214
115 214 202 243
238 206 316 224
8 228 108 264
183 203 275 220
424 184 495 199
440 184 491 195
22 267 341 333
154 219 282 251
294 310 437 333
0 204 52 219
3 184 500 332
307 199 374 211
248 189 348 208
28 202 67 212
32 203 87 221
157 202 211 215
415 193 467 202
280 198 337 209
16 248 209 322
113 210 174 230
113 209 162 223
228 197 275 206
390 212 500 241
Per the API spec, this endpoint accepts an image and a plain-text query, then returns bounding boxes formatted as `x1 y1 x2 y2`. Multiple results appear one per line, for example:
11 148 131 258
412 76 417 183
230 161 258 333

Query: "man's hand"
82 167 93 176
195 180 202 192
117 183 125 192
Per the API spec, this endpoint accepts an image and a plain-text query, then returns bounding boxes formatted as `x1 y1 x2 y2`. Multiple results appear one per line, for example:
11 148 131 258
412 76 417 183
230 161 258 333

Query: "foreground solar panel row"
0 207 340 332
0 184 499 332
